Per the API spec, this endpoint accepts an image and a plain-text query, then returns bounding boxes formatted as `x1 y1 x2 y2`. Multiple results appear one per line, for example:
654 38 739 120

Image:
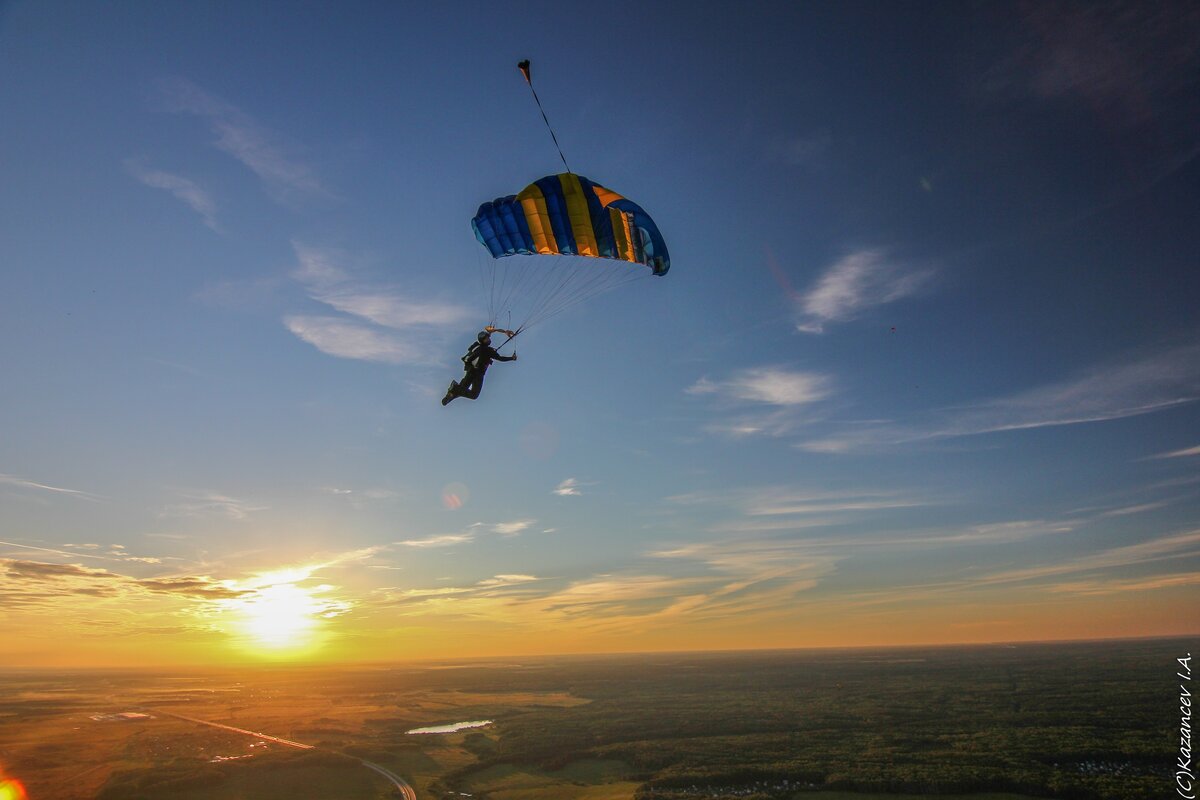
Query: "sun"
238 583 320 649
0 775 29 800
214 566 352 658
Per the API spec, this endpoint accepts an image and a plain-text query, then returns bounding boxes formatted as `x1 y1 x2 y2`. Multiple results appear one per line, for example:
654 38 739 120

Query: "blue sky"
1 1 1198 665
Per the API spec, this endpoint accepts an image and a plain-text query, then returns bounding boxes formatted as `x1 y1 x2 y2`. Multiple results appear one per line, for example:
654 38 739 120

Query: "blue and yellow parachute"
473 173 669 275
471 173 668 331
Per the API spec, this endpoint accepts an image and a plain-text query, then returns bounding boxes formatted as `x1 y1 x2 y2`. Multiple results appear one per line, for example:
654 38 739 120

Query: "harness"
462 342 487 371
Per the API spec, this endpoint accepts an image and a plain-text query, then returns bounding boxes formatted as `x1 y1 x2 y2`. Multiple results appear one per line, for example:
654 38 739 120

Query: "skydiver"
442 329 517 405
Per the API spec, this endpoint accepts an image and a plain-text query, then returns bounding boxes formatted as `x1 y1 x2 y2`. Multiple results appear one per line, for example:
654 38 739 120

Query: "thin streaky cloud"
745 495 926 517
125 160 219 230
476 574 539 587
1099 501 1172 518
395 533 473 548
1046 572 1200 596
0 540 122 562
313 545 390 571
789 527 1200 610
667 486 927 517
284 244 471 365
704 517 846 534
313 290 470 329
319 486 400 505
979 3 1200 129
554 478 582 497
796 249 931 333
160 491 266 520
291 244 472 330
157 77 325 203
284 315 424 364
940 345 1200 435
378 574 542 605
687 368 831 406
291 243 349 289
800 344 1200 452
493 519 535 536
701 408 817 439
0 474 102 501
974 528 1200 588
1152 444 1200 459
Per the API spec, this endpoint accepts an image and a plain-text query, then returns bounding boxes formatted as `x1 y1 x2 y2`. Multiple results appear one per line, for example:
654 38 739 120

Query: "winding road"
148 708 417 799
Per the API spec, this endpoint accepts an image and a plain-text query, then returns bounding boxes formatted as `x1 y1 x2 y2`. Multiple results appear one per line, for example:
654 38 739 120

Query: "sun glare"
0 775 28 800
209 563 356 658
215 568 352 658
239 583 319 648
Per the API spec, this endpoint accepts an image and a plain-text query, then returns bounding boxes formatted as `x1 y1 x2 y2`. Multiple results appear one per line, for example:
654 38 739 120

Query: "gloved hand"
512 351 518 361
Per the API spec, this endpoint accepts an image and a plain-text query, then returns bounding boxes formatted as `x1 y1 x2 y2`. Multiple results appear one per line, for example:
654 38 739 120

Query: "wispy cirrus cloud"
667 486 927 515
796 249 931 333
0 474 101 501
158 77 325 204
478 574 538 587
319 486 400 510
125 160 219 230
687 367 833 439
688 367 831 406
800 344 1200 453
664 485 938 539
285 243 472 365
553 478 583 497
320 486 398 499
379 573 541 606
292 244 471 328
285 315 424 364
1046 572 1200 596
973 2 1200 203
312 290 469 329
1151 444 1200 459
161 491 266 520
970 528 1200 591
492 519 535 536
979 2 1200 129
395 533 474 548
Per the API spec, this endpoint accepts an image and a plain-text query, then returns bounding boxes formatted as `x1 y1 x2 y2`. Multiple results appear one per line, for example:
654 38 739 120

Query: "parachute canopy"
472 173 670 276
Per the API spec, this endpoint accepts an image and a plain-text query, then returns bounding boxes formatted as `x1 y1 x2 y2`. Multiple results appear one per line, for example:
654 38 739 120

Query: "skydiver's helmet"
477 331 492 346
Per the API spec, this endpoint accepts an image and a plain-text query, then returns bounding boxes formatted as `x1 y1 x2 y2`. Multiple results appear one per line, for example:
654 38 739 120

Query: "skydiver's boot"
441 381 458 406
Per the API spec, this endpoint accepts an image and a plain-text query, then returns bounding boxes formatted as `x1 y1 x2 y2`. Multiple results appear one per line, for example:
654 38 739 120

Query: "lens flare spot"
0 773 28 800
442 482 469 510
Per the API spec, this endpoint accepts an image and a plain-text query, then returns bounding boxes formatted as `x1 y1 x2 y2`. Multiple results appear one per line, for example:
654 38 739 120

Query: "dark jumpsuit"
450 343 516 400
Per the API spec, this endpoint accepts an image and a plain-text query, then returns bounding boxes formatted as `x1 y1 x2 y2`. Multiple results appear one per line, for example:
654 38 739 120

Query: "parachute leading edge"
472 173 670 276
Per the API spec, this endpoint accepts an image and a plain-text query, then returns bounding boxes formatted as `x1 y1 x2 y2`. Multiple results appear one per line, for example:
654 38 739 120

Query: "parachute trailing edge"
472 173 670 276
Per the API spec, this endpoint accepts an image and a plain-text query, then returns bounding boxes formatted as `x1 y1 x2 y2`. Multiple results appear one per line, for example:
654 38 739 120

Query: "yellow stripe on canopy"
591 185 625 207
559 173 599 257
517 185 558 255
609 207 634 262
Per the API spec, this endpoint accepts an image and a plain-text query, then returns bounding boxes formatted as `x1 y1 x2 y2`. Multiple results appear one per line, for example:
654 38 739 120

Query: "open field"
0 638 1187 799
